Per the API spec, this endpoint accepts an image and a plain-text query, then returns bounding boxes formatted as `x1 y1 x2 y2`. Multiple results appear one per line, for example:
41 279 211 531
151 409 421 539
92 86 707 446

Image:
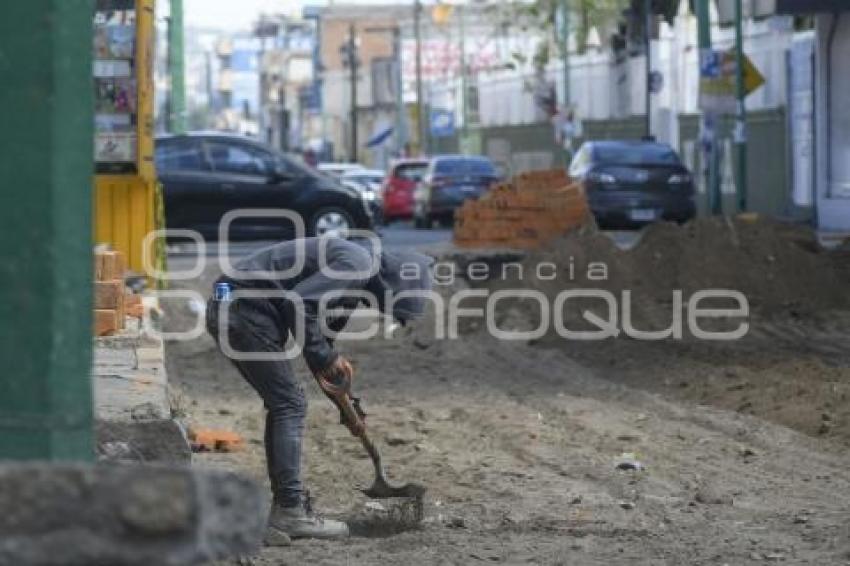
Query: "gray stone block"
96 420 192 465
0 463 264 565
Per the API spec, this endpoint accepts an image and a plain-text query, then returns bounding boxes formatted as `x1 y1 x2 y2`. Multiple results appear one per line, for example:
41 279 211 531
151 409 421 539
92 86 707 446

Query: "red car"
381 159 429 223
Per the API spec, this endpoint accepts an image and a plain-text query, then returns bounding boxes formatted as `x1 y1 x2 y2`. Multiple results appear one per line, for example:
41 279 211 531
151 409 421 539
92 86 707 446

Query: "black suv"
156 132 373 240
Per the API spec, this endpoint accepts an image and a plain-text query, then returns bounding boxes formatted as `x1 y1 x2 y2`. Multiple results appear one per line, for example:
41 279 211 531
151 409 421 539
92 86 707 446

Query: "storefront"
93 0 158 272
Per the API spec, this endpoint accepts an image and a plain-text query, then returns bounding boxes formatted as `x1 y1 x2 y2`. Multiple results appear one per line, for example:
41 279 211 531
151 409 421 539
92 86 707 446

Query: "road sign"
740 53 765 95
429 108 455 138
699 49 764 113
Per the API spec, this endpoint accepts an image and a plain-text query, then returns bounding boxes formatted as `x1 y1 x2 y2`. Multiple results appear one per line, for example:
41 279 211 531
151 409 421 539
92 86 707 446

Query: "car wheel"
310 207 353 238
414 215 433 230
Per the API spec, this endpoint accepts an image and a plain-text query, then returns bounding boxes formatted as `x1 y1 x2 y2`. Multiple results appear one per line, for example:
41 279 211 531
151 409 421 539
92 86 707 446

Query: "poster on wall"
95 133 137 163
95 79 137 114
93 0 137 174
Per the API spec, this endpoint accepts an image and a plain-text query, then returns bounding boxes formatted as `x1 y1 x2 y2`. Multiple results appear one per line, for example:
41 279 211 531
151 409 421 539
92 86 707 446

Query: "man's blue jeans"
207 298 306 508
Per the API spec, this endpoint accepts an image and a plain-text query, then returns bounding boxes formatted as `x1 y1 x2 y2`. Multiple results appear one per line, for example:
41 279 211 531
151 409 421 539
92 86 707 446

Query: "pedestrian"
206 236 432 545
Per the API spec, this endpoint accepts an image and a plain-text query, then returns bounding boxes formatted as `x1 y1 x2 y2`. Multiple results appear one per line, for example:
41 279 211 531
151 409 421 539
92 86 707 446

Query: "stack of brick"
93 250 144 337
453 169 590 249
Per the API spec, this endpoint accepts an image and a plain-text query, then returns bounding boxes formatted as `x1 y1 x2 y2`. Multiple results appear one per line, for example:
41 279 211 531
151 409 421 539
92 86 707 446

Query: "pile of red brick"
453 169 590 249
93 250 143 336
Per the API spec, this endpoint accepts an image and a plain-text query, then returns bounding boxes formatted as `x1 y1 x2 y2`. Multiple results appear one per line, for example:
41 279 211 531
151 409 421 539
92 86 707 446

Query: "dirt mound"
483 217 849 330
632 217 843 314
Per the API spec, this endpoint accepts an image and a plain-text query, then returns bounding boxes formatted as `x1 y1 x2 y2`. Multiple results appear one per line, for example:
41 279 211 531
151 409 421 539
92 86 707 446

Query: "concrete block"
0 463 264 565
93 313 170 423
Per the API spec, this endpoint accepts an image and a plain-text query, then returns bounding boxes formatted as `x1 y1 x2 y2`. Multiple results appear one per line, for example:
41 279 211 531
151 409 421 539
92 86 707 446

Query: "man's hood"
355 239 433 323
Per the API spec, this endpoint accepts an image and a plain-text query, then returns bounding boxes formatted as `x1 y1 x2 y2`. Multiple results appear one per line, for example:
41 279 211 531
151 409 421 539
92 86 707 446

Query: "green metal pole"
169 0 186 134
414 0 428 155
561 0 570 109
349 23 359 163
734 0 748 212
695 0 721 215
559 0 573 166
460 5 468 140
644 0 652 138
0 0 95 460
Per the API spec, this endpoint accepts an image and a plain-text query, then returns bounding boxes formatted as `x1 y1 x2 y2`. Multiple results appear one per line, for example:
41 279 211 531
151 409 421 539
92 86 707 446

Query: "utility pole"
257 16 268 143
414 0 427 155
346 23 359 163
204 51 214 124
696 0 721 215
280 18 290 152
393 27 407 155
168 0 186 134
733 0 748 211
644 0 652 139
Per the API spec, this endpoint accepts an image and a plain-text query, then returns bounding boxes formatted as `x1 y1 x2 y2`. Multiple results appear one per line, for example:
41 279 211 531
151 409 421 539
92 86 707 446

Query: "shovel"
316 371 426 500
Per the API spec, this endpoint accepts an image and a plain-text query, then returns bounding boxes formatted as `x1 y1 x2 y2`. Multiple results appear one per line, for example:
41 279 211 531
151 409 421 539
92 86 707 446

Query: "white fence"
427 13 797 145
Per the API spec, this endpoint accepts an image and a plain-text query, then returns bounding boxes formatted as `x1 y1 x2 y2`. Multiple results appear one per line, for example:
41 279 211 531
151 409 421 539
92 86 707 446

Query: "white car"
342 169 386 222
342 169 385 193
317 163 366 178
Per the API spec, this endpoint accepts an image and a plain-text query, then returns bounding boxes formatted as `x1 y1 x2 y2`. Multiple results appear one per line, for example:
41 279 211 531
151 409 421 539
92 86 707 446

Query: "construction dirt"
163 219 850 565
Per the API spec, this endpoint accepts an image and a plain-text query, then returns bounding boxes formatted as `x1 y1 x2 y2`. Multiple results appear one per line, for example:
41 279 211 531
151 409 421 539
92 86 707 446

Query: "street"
166 224 640 273
166 223 454 269
159 218 850 566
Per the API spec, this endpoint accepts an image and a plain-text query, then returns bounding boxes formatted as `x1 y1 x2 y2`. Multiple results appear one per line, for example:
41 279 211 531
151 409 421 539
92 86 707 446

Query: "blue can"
214 282 232 302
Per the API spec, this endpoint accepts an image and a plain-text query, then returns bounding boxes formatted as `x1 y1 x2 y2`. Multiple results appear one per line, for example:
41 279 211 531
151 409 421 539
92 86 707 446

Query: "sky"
184 0 299 30
183 0 388 31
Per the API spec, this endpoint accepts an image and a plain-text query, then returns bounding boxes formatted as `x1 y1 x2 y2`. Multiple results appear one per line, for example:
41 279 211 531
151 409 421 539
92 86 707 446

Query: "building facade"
778 0 850 233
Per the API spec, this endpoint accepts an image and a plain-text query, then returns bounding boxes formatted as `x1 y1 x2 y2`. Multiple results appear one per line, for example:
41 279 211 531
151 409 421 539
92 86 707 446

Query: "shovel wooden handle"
315 372 367 437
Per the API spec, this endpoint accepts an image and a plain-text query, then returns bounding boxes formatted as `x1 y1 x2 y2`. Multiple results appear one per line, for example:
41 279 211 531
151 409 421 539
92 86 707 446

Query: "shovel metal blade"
362 476 427 499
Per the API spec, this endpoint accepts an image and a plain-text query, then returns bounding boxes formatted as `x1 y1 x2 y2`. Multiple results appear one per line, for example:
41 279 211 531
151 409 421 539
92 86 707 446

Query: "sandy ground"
163 245 850 565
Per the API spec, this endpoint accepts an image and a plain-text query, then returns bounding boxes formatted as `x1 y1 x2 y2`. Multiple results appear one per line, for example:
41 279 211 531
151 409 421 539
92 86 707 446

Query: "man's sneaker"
263 525 292 547
267 496 349 542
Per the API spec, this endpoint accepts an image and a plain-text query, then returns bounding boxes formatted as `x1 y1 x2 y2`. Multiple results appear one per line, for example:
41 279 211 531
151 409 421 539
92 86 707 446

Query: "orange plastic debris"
188 428 244 453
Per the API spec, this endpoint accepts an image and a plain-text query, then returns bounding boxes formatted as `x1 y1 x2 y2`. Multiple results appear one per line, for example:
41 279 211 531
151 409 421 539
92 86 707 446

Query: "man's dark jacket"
215 237 432 373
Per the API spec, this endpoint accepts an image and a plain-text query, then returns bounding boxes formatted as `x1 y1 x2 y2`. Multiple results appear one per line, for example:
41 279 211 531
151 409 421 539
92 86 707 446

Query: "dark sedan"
413 155 499 229
569 140 696 228
156 133 373 240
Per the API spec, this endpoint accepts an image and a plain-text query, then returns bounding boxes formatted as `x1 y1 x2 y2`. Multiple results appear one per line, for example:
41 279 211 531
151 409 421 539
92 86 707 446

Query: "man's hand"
330 356 354 384
315 356 354 393
313 356 364 436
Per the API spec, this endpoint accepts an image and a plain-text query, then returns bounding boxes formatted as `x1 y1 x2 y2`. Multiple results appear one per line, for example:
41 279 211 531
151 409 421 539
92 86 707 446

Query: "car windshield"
594 144 680 166
394 163 427 181
434 158 496 177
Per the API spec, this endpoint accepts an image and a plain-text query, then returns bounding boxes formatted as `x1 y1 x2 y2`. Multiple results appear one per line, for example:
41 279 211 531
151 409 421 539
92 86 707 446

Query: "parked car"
413 155 499 229
341 169 385 224
155 133 374 240
569 140 696 228
317 162 366 178
381 158 429 223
